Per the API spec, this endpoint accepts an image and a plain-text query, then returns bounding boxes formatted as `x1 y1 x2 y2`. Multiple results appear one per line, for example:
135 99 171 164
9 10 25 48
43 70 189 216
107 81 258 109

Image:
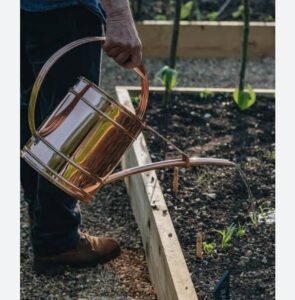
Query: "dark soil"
131 0 275 22
143 92 275 299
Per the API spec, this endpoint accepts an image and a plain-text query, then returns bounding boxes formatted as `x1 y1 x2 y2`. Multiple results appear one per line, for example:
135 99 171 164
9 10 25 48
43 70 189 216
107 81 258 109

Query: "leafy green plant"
232 4 244 19
155 66 178 92
236 223 246 237
203 242 216 254
233 0 256 110
213 224 236 249
180 1 194 19
180 0 202 21
207 11 219 21
232 4 253 19
233 85 256 110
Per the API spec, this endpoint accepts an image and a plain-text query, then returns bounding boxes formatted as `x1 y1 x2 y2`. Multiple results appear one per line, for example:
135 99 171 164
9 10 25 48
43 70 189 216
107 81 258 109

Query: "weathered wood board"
117 86 198 300
136 21 275 58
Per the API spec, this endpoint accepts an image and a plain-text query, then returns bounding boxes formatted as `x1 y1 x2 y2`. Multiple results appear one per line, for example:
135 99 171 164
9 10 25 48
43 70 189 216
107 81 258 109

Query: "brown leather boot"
33 233 121 274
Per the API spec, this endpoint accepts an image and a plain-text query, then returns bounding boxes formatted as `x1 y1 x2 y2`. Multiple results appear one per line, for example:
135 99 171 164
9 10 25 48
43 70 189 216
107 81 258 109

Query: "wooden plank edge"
116 86 198 300
137 20 275 27
116 86 275 97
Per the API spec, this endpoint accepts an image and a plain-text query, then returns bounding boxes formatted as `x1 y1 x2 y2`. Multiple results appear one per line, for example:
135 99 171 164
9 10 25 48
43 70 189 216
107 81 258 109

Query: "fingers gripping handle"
28 36 149 137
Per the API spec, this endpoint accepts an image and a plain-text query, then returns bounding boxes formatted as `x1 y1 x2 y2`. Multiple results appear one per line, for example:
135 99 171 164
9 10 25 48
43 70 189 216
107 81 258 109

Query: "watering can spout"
104 157 236 185
80 157 235 202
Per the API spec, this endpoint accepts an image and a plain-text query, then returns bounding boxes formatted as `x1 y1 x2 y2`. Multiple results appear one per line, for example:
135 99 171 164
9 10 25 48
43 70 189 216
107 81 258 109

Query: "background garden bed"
118 87 275 299
130 0 275 22
136 21 275 58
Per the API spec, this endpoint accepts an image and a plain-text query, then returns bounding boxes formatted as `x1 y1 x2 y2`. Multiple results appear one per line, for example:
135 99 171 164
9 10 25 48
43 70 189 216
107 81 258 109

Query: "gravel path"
21 182 157 299
100 55 275 90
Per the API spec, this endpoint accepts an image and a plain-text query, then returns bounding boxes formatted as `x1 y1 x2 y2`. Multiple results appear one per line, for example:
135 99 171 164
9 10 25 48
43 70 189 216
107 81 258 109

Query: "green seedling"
249 206 274 226
130 95 139 105
180 1 194 20
200 88 214 99
249 210 259 227
155 65 178 92
207 11 218 21
236 223 246 237
212 224 236 249
155 14 167 21
195 172 207 185
203 242 216 254
232 4 244 19
258 206 273 223
233 85 256 110
232 4 253 19
233 85 256 111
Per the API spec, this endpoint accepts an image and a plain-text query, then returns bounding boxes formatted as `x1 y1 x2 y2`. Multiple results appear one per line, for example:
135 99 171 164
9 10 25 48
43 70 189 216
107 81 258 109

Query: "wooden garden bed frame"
136 21 275 58
116 86 275 300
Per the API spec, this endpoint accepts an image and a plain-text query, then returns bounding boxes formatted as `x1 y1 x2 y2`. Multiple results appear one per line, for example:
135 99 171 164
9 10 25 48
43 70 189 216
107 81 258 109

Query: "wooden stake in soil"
172 167 179 193
196 233 203 259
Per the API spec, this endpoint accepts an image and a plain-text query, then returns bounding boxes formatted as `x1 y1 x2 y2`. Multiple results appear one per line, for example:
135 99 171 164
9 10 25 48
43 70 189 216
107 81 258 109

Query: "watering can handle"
28 36 149 137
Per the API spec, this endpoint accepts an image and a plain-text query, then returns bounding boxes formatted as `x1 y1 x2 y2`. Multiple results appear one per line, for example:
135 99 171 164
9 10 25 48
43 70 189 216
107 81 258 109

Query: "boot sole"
33 247 121 275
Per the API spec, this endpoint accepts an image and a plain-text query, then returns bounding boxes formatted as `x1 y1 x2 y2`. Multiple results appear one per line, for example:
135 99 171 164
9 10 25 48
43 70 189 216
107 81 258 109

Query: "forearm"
101 0 142 68
101 0 132 18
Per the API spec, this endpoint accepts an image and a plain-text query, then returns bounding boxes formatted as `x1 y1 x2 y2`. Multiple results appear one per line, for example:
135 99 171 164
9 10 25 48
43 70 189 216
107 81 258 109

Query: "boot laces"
80 232 96 250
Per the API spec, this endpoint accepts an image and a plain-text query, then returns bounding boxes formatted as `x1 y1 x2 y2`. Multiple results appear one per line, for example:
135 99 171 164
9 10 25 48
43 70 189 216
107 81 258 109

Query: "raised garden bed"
136 21 275 58
117 86 275 300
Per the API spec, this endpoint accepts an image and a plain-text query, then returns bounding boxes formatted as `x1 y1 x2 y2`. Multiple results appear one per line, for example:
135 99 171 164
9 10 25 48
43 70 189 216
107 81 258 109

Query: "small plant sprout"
180 0 202 21
180 1 194 20
207 11 218 21
236 223 246 237
200 88 214 99
130 95 139 105
203 242 216 254
232 4 244 19
213 224 236 249
155 66 178 95
249 210 259 227
258 206 275 224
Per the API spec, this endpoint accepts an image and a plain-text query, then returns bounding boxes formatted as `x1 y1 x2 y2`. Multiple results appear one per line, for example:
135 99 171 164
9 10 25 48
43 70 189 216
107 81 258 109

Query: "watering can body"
21 37 149 202
22 77 145 202
21 36 234 203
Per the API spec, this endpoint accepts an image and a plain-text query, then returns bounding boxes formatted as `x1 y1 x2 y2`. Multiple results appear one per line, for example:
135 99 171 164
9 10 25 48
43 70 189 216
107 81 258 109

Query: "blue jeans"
21 6 103 256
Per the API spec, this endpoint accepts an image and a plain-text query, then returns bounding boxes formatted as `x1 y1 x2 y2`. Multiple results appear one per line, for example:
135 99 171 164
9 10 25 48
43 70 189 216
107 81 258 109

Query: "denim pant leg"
21 6 103 256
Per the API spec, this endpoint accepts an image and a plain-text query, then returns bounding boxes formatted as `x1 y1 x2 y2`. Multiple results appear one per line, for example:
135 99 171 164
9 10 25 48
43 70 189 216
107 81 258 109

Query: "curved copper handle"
28 36 149 137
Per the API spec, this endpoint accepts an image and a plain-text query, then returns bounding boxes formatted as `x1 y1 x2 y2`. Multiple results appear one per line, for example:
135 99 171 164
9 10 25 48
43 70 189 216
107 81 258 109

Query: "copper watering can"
21 36 235 203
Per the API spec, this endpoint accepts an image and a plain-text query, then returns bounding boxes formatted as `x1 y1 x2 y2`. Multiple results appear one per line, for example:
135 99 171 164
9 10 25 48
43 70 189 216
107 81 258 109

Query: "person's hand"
102 6 142 69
